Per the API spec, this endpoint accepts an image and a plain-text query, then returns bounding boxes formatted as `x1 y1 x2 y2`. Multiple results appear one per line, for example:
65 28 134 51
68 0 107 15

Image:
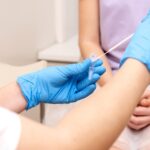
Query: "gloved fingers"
94 66 106 75
61 59 91 77
93 59 103 67
72 84 96 102
77 74 100 91
77 65 105 82
76 72 87 81
77 62 105 81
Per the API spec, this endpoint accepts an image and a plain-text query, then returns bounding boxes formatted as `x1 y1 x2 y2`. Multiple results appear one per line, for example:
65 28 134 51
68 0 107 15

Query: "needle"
88 33 134 80
97 33 134 59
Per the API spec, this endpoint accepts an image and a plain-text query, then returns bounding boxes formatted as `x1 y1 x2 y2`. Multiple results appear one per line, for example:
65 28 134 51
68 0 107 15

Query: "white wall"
55 0 78 43
36 0 56 50
0 0 78 65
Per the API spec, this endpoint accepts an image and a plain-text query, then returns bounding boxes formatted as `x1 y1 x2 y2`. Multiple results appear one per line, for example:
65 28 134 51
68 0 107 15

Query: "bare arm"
0 82 27 113
18 59 150 150
79 0 112 86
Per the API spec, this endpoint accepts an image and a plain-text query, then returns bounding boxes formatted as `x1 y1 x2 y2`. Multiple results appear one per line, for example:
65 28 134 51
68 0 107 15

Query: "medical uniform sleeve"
0 107 21 150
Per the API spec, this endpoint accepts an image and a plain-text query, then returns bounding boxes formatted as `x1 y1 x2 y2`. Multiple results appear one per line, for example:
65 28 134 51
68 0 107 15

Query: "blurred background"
0 0 80 124
0 0 79 65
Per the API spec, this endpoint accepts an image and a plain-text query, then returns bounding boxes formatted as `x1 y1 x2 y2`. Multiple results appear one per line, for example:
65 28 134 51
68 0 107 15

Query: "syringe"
88 33 134 80
97 33 134 59
88 54 97 80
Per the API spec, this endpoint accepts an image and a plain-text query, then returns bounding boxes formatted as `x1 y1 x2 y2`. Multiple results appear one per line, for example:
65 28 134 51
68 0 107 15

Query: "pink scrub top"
100 0 150 70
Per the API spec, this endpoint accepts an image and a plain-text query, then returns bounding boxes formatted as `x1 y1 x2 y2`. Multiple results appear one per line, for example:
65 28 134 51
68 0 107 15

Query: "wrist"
0 82 27 113
14 82 27 112
17 73 39 110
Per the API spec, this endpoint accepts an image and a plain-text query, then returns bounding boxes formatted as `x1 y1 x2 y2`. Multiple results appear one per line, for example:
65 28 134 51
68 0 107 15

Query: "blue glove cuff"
120 10 150 72
120 45 150 71
17 74 39 110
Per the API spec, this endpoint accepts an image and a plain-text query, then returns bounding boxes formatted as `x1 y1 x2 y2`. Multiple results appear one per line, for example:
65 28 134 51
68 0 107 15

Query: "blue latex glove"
17 59 105 109
120 10 150 71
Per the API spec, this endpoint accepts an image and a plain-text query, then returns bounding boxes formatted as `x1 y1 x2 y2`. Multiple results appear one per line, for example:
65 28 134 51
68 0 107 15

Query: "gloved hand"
17 59 105 109
120 10 150 71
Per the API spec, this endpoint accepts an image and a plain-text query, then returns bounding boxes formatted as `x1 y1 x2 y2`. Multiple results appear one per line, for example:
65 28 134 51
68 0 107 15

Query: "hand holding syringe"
88 33 134 80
